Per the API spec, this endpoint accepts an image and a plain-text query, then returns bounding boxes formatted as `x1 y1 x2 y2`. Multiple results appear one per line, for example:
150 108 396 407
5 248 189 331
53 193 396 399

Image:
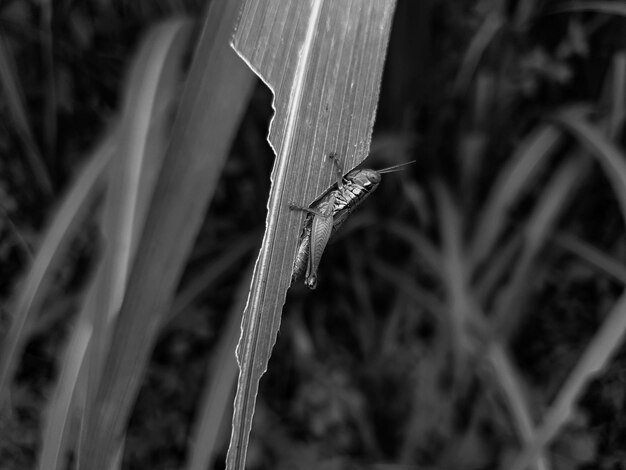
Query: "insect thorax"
332 172 380 225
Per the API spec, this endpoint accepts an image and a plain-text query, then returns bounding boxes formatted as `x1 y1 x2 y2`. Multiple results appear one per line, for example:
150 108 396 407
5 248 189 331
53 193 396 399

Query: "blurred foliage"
1 0 626 469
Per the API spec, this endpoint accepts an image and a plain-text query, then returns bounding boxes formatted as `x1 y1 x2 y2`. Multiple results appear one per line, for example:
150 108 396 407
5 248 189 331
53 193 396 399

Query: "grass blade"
453 12 504 97
167 234 259 323
492 156 588 338
549 1 626 16
469 125 563 269
37 282 95 470
185 266 253 470
227 1 396 469
511 291 626 470
604 52 626 137
77 1 256 467
38 18 191 470
486 344 550 470
553 106 626 223
0 32 53 197
83 16 191 424
555 233 626 284
435 181 471 356
0 132 113 400
509 108 626 469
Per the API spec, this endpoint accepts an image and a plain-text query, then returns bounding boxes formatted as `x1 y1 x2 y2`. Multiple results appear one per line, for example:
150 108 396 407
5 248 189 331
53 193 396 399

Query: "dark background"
1 0 625 469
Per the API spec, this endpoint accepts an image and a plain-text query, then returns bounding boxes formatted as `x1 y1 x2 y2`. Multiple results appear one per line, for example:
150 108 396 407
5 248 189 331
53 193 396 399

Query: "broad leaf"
227 1 396 469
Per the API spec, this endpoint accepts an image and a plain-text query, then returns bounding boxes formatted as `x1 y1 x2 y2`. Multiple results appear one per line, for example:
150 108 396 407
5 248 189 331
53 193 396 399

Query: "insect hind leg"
328 153 344 189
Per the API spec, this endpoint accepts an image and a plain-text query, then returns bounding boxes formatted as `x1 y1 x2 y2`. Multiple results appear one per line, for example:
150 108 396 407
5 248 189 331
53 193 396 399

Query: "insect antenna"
377 160 416 174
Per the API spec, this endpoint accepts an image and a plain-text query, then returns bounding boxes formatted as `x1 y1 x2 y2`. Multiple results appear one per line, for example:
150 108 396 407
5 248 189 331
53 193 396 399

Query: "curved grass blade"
553 106 626 222
492 155 588 339
227 1 396 469
469 124 563 270
453 12 504 97
511 292 626 470
509 106 626 470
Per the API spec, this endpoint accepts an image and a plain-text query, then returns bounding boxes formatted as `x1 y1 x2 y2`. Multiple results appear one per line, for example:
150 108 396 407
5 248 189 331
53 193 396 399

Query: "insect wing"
305 194 335 289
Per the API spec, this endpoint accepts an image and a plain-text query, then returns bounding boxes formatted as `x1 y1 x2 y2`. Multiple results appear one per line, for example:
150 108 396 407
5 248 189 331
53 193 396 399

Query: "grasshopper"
289 153 413 289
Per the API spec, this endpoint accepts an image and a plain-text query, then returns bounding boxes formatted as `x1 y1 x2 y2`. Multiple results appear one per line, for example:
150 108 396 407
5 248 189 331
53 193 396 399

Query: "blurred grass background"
1 0 626 469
